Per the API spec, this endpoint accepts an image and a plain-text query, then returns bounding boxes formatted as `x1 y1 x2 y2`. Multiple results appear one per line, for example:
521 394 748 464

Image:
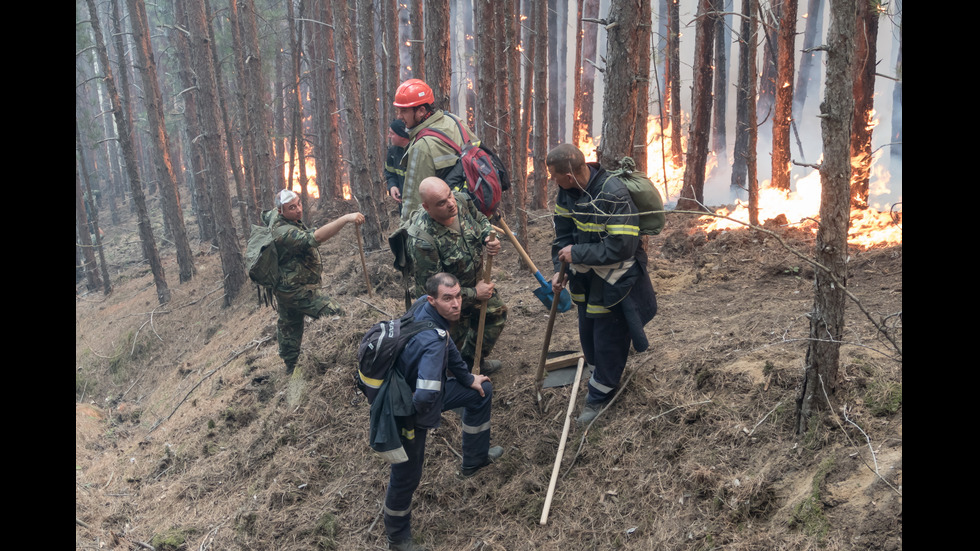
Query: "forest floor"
76 197 902 550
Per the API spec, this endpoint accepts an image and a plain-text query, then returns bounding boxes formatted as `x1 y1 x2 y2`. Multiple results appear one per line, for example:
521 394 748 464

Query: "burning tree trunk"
531 0 549 210
771 0 798 192
795 0 854 436
517 0 535 249
127 0 195 282
184 0 246 306
677 0 717 211
85 0 170 304
424 0 451 110
598 0 644 168
332 0 384 249
849 0 879 208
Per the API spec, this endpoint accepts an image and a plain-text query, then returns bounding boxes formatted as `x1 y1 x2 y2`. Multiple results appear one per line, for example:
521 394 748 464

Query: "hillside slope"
76 207 902 550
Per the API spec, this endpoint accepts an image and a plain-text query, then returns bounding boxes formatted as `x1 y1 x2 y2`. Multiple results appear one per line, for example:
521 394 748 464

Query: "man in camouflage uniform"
405 178 506 373
263 189 365 374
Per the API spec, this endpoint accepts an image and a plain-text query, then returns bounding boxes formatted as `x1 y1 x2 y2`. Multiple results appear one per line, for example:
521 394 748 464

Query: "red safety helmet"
393 79 434 108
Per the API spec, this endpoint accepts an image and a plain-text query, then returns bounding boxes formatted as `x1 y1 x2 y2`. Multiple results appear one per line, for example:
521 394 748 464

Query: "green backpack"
604 157 667 236
245 211 286 292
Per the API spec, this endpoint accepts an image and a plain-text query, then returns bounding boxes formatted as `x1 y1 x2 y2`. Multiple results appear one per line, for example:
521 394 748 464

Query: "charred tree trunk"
531 0 549 210
598 0 643 168
127 0 195 282
172 0 215 242
332 0 384 249
677 0 717 211
771 0 798 192
580 0 600 139
185 0 246 306
85 0 170 304
731 0 753 198
796 0 854 436
757 5 778 125
309 0 345 202
358 0 385 228
793 0 824 120
424 0 451 109
666 0 683 164
409 0 424 78
849 0 879 208
711 0 730 155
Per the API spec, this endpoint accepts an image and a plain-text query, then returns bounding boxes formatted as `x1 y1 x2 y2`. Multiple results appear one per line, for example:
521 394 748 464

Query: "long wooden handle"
473 231 496 373
536 261 566 396
355 224 373 297
540 357 585 525
493 218 538 274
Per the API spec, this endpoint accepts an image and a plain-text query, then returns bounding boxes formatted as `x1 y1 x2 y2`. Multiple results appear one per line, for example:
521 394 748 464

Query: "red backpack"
415 114 510 216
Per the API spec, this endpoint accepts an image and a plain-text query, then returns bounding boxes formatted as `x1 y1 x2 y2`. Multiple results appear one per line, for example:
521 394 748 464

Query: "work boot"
460 445 504 478
576 403 602 426
480 359 503 375
387 538 429 551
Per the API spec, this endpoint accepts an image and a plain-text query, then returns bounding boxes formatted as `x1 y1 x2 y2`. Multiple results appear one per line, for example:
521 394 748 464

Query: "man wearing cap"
392 79 478 221
385 119 410 202
262 189 365 374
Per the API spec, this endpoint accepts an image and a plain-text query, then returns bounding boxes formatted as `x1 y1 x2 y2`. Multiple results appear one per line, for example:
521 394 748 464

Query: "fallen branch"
146 336 272 436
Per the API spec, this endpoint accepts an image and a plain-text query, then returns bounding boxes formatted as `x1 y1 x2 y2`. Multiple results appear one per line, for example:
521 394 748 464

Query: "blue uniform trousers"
383 378 493 541
578 304 632 405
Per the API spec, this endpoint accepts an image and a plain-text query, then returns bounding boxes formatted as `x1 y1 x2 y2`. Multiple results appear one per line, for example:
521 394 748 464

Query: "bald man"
403 178 507 374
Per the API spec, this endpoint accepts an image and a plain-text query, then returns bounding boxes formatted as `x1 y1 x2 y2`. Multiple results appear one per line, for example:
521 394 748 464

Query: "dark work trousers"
578 304 632 405
383 378 493 542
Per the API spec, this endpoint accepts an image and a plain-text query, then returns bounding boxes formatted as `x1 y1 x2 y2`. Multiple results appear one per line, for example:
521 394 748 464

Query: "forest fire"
283 148 320 200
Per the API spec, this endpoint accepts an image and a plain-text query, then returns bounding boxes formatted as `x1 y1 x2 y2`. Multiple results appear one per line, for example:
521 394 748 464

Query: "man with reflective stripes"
382 272 503 551
548 144 658 425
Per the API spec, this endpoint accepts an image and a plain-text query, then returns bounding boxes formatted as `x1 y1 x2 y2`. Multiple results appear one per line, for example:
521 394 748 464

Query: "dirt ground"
76 199 902 550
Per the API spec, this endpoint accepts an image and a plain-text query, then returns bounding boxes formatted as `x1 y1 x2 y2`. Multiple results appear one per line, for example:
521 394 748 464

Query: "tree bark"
634 0 652 173
666 0 682 164
358 0 385 230
184 0 246 306
424 0 451 110
580 0 599 139
677 0 717 211
409 0 424 78
308 0 345 203
531 0 549 210
76 121 112 295
771 0 798 191
849 0 878 208
793 0 824 120
711 0 730 155
796 0 854 436
85 0 170 304
598 0 643 168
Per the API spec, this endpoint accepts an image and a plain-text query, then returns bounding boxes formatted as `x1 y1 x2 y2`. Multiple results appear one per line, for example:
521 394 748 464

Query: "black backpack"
356 299 438 404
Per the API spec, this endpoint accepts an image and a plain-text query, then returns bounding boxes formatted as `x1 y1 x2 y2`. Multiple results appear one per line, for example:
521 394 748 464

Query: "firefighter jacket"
400 110 479 220
393 299 475 429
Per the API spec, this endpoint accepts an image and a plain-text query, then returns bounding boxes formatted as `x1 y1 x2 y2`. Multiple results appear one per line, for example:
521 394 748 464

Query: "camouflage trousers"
275 286 343 371
451 292 507 369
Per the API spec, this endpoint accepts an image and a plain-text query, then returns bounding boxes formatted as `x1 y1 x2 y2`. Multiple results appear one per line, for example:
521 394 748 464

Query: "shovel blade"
532 272 572 313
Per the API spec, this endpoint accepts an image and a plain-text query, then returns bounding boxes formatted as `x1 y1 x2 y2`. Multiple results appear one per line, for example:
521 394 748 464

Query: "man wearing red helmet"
392 79 479 222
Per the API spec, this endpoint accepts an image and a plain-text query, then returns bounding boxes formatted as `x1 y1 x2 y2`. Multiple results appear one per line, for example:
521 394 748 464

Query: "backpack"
388 209 437 309
416 113 510 217
356 299 438 404
602 158 667 236
245 212 287 305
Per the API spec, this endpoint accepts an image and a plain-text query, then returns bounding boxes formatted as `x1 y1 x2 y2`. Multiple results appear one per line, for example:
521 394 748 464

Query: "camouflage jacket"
261 210 322 293
406 192 492 309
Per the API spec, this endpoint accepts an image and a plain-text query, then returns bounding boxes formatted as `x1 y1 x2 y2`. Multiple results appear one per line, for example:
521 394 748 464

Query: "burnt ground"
76 198 902 551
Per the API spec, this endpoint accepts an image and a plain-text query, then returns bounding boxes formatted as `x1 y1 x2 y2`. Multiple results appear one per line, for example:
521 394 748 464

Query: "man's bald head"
419 177 458 225
419 177 450 203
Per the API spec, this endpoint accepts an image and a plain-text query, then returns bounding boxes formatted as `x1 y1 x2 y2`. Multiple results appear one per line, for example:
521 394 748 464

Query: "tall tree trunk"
634 0 652 173
677 0 717 211
796 0 854 436
516 0 534 250
172 0 215 242
746 0 760 226
890 2 901 173
382 0 400 127
359 0 385 226
503 0 522 218
771 0 798 191
666 0 682 164
185 0 246 306
731 0 752 198
711 0 730 155
308 0 345 203
474 0 497 148
793 0 824 120
409 0 424 78
333 0 385 249
531 0 549 210
85 0 170 304
849 0 878 208
547 0 560 147
76 160 102 293
424 0 451 109
76 121 112 295
493 0 514 215
128 0 195 282
580 0 600 139
598 0 643 168
285 0 311 222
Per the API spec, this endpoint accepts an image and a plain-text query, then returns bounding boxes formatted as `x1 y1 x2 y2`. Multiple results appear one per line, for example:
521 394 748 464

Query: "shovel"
536 262 567 412
493 218 571 313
